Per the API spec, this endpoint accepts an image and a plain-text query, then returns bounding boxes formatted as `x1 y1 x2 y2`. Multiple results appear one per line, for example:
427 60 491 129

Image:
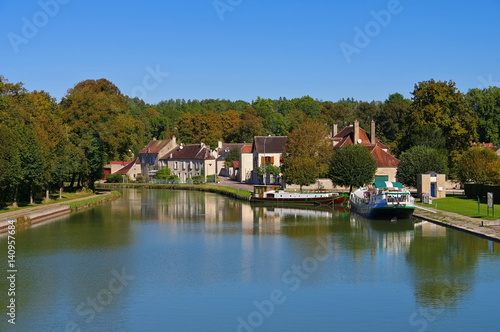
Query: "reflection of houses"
139 136 177 178
252 136 288 184
332 120 399 182
112 157 142 180
159 143 215 183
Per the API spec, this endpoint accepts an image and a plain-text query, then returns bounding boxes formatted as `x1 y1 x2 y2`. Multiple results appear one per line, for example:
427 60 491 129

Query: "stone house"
139 136 177 178
159 143 216 183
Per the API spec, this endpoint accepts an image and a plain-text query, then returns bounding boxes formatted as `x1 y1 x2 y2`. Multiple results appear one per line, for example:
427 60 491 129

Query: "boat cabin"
370 181 412 205
253 185 282 198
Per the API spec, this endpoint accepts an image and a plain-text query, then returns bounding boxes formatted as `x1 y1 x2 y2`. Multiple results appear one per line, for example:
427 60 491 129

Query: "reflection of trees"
406 226 488 308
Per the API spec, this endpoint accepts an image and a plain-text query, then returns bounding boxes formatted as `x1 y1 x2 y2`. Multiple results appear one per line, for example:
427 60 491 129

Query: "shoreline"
0 191 120 234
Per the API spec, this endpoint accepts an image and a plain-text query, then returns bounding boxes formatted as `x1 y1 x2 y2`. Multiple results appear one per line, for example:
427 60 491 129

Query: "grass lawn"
0 190 96 214
424 196 498 220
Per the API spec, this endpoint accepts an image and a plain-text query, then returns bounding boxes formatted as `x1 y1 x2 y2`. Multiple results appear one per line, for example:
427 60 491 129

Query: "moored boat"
350 181 415 219
251 185 348 205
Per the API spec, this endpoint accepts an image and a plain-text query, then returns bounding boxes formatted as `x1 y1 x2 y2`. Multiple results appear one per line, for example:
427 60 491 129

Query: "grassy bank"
97 183 252 201
0 190 95 214
423 196 498 220
69 191 122 211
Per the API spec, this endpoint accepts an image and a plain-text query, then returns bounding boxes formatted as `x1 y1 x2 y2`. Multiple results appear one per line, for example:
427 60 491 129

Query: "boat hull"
350 200 415 219
251 195 338 205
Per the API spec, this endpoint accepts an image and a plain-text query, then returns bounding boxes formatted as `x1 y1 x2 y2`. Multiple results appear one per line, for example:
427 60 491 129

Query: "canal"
1 189 500 331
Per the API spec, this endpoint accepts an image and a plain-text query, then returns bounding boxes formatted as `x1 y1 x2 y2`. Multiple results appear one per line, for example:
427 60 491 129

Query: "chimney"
332 124 338 138
354 120 360 144
218 141 223 149
172 135 176 146
370 120 376 145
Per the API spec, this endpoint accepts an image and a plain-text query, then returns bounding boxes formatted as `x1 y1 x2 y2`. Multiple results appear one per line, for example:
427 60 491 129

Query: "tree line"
1 75 499 205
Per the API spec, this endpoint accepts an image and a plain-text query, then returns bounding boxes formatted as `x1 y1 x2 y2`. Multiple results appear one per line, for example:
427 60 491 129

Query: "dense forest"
1 75 499 205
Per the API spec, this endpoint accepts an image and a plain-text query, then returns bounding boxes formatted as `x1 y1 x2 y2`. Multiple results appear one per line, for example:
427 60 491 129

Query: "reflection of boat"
251 185 348 206
350 181 415 219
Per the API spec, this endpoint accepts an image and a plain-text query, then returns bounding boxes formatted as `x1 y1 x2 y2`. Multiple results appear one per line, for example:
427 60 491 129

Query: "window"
174 162 178 170
182 162 186 170
195 162 199 170
261 156 274 164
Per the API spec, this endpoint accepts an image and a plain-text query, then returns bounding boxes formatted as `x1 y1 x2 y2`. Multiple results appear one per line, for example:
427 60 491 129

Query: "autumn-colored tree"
282 120 332 190
457 147 500 184
221 110 241 142
238 107 265 143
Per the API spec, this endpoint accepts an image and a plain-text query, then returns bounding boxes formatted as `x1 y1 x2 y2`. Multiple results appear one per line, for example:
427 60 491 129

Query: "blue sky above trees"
1 0 499 104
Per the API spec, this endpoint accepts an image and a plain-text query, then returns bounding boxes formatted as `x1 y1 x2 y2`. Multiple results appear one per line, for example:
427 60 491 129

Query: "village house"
214 141 246 178
332 120 399 182
252 136 288 184
112 157 142 180
238 144 253 183
139 136 177 178
159 143 216 183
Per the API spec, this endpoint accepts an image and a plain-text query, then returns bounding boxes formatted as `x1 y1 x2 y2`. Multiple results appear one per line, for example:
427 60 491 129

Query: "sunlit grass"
424 196 498 220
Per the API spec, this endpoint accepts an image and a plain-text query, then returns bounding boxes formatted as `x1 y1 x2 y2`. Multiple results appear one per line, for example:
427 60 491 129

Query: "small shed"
417 172 446 199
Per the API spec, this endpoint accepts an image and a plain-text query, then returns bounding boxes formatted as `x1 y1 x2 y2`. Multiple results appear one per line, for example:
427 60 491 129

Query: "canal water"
1 189 500 332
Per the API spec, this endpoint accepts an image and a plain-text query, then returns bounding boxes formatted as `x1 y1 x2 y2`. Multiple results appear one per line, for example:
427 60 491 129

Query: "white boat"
251 185 348 205
350 181 415 219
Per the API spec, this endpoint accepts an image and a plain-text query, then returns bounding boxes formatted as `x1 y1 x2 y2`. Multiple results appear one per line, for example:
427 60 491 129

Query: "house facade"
112 157 142 180
159 143 216 183
252 136 288 184
238 144 253 182
139 136 177 178
332 120 399 182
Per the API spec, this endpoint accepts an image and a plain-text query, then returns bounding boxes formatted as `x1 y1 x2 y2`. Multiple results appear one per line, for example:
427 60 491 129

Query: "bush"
136 175 147 183
192 175 204 184
106 174 123 183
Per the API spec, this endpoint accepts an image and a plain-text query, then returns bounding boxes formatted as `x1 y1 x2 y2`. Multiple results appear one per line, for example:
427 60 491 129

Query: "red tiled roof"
233 161 240 169
111 161 132 166
253 136 288 153
368 145 399 167
139 139 172 154
113 158 140 175
241 144 252 153
160 144 215 160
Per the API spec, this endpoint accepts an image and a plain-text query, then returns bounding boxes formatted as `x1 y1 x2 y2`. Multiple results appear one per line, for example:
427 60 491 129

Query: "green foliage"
328 144 377 193
224 148 240 167
256 162 281 177
396 146 448 187
155 167 172 179
457 147 500 184
281 120 332 189
106 174 123 183
192 175 204 184
467 87 500 146
396 79 478 165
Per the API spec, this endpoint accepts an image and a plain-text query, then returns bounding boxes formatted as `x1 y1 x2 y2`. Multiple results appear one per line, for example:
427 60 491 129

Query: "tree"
457 147 500 184
396 79 478 165
224 148 240 167
256 162 281 182
281 120 332 190
238 107 264 143
467 87 500 146
396 146 448 187
328 144 377 193
376 93 411 144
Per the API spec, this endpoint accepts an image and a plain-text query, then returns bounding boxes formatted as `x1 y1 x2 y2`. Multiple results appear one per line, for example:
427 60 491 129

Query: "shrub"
106 174 123 183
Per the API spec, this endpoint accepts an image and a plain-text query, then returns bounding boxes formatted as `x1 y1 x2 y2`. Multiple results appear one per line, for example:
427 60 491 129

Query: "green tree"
376 93 411 144
467 87 500 146
396 146 448 187
396 79 478 164
281 120 332 190
457 147 500 184
238 107 265 143
256 162 281 179
224 148 240 167
328 144 377 193
156 167 172 179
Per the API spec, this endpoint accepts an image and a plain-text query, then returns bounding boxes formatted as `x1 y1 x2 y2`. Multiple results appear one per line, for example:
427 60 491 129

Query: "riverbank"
97 182 252 201
0 191 121 234
414 206 500 242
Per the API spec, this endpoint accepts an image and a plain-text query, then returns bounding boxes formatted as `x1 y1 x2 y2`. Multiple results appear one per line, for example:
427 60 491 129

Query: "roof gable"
253 136 288 154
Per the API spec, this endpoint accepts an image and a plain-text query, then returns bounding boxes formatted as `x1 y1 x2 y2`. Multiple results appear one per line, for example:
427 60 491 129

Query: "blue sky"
1 0 499 104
